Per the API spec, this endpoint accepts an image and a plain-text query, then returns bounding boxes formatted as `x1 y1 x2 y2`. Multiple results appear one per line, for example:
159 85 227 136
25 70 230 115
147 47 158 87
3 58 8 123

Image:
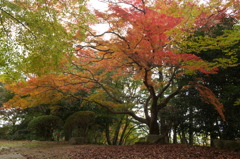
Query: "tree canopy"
0 0 94 81
2 0 240 140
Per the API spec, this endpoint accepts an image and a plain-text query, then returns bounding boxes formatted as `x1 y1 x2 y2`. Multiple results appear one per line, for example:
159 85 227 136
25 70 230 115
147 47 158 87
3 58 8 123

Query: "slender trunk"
189 106 193 145
119 117 130 145
160 117 169 144
84 126 90 143
113 118 122 145
216 120 222 139
189 126 193 145
173 125 177 144
210 121 218 147
105 123 112 145
210 133 216 147
122 126 136 145
181 130 188 144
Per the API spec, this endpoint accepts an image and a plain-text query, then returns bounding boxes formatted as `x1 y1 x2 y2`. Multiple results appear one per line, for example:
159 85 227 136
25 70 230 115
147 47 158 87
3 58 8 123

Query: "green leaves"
0 0 94 81
180 25 240 70
234 99 240 106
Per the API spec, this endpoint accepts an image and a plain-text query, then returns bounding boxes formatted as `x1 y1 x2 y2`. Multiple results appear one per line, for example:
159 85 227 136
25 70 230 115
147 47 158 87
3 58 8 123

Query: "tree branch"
113 1 145 14
90 100 148 124
143 95 151 122
0 7 35 37
143 68 156 98
157 67 177 99
158 86 183 110
88 30 129 44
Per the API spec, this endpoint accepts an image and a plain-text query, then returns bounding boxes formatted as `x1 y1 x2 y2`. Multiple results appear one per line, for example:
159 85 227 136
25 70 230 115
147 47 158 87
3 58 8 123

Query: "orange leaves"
3 73 92 109
83 0 226 92
196 84 225 121
186 80 225 121
4 95 29 109
4 0 236 122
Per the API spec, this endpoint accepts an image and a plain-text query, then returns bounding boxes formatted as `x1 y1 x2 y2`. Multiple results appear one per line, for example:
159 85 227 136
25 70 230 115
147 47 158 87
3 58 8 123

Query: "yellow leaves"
181 58 219 75
0 0 94 80
84 89 133 110
213 56 239 69
49 105 61 114
158 0 239 46
86 91 117 107
180 27 240 69
184 32 239 53
3 95 29 110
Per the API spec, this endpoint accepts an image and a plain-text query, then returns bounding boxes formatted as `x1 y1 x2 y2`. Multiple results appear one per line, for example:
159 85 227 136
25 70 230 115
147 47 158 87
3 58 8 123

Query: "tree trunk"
160 117 170 144
180 130 188 144
189 126 193 145
119 116 130 145
149 119 160 135
210 121 218 147
149 104 160 135
112 118 122 145
105 123 112 145
189 105 193 145
173 125 177 144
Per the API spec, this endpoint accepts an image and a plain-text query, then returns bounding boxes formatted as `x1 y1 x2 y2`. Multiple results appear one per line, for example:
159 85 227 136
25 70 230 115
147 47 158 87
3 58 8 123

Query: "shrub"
213 139 240 152
12 129 30 140
28 115 62 140
64 111 95 141
0 126 9 139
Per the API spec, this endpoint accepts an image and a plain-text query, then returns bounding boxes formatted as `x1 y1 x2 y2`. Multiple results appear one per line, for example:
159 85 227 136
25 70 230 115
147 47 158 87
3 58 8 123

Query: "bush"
0 126 9 139
12 129 30 140
64 111 95 141
28 115 63 140
69 137 85 145
213 139 240 152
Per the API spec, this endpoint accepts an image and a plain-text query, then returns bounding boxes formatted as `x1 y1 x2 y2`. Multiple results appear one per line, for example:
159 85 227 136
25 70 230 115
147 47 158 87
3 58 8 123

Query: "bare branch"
111 1 145 14
88 30 129 44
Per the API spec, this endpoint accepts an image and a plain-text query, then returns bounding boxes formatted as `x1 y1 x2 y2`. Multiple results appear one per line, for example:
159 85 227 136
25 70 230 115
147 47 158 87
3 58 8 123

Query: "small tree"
64 111 95 141
28 115 62 140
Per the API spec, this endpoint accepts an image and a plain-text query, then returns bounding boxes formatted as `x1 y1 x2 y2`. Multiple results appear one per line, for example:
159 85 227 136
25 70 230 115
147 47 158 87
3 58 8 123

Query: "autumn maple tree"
71 0 239 136
4 0 240 141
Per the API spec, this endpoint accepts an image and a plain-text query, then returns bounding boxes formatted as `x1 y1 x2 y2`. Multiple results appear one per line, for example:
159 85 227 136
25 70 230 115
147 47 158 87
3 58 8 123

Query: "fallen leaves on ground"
1 141 240 159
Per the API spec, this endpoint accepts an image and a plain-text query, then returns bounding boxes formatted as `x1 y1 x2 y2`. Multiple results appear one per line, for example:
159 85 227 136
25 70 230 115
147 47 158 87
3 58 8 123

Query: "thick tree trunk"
149 118 160 135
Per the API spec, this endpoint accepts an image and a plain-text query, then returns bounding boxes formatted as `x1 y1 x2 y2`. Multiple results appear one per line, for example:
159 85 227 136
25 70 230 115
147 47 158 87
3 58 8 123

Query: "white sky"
88 0 108 11
87 0 110 36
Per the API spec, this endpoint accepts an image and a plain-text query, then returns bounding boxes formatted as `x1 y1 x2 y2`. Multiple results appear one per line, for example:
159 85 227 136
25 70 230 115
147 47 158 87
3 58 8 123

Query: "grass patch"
0 140 64 149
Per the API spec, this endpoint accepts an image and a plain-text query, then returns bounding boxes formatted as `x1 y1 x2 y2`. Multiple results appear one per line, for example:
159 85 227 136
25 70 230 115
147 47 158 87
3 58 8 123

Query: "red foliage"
196 84 225 121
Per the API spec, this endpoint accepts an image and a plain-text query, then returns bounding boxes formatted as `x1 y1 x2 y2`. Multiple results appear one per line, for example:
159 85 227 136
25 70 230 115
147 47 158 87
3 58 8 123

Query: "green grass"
0 140 63 149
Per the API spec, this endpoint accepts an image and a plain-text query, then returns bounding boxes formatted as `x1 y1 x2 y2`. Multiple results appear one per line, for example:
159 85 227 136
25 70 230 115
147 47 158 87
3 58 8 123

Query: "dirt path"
0 153 26 159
